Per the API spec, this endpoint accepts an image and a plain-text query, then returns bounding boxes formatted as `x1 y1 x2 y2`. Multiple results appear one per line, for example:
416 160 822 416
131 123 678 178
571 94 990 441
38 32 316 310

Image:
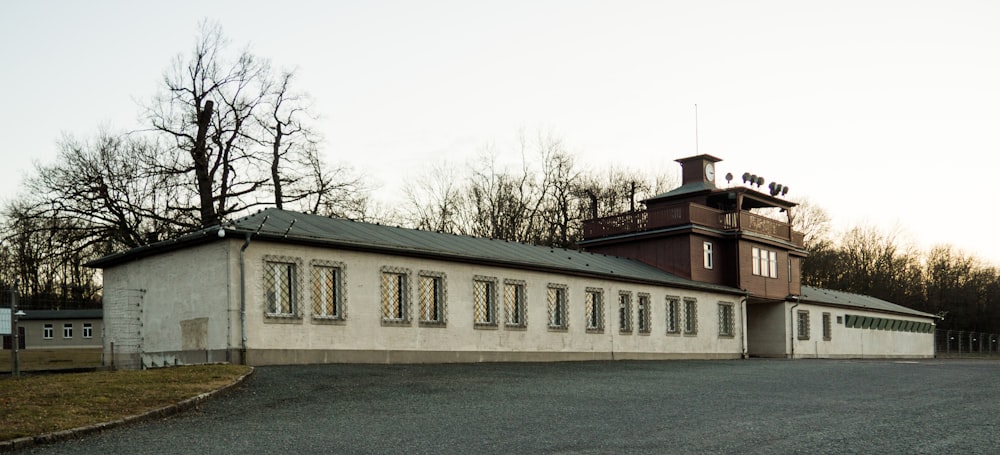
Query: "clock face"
705 163 715 180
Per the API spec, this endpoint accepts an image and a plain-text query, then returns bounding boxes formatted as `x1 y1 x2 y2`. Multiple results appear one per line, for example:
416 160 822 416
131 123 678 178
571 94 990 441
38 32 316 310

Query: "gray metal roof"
87 208 743 295
20 309 103 320
800 286 937 319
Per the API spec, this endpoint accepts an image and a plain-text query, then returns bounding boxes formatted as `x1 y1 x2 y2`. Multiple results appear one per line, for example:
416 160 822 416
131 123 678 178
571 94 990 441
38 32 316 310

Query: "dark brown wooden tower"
579 154 807 301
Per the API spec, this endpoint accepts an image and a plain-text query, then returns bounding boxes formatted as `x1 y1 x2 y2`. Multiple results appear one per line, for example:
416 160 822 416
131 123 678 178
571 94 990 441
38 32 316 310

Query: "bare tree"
402 160 467 234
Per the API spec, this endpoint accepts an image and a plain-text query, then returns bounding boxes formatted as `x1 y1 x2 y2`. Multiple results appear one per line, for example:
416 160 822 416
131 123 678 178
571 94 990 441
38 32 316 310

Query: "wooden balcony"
583 202 803 246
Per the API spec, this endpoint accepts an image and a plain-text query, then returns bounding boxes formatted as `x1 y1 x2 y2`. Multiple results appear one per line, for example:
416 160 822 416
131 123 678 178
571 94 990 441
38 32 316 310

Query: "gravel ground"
19 359 1000 454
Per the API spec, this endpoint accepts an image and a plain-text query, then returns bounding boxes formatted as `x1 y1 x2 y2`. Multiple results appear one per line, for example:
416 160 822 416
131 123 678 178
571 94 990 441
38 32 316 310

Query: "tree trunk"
192 100 218 226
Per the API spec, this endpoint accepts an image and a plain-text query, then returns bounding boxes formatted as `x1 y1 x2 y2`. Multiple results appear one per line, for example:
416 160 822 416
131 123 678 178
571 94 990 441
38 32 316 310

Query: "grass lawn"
0 348 103 372
0 364 251 441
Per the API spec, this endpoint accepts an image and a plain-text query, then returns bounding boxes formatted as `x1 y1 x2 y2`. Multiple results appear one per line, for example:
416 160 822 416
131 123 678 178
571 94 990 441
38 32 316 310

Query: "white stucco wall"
239 241 744 364
102 241 232 367
790 303 935 359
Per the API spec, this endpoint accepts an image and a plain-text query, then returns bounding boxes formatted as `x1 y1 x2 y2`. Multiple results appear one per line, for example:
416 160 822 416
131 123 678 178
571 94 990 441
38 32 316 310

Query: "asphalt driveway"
20 359 1000 454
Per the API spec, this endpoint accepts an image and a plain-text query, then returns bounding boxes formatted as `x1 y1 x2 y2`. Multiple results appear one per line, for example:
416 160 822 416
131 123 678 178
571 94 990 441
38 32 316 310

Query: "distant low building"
6 309 103 350
86 155 937 369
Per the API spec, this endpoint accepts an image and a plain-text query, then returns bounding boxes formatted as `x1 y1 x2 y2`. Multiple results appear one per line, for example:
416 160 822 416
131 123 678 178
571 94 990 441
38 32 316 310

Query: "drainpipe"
239 232 252 365
789 295 800 359
740 290 749 359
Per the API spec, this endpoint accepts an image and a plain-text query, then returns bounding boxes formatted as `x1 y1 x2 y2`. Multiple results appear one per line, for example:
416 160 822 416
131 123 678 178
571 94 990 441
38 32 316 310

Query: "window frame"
718 302 735 338
263 256 303 319
797 310 811 340
751 247 779 279
683 298 698 335
63 323 73 339
473 275 499 328
380 266 412 325
822 312 832 340
619 291 633 334
504 279 527 329
665 296 681 335
82 322 93 339
585 287 604 333
637 293 651 334
418 271 447 326
703 241 714 269
547 284 569 331
43 323 53 340
311 260 347 322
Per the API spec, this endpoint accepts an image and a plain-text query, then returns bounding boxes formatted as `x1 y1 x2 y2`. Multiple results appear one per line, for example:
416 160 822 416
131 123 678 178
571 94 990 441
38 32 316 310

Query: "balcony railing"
583 202 802 246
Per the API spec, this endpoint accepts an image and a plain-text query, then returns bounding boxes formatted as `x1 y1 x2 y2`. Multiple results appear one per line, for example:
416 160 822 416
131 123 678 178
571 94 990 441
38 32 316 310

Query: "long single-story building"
86 154 936 369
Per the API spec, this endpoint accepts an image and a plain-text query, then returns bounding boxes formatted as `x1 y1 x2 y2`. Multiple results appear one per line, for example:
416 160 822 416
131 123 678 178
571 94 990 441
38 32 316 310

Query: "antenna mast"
694 104 699 154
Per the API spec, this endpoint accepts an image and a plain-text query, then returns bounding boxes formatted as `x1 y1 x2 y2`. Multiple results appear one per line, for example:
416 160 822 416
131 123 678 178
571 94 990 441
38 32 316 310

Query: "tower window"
703 241 714 269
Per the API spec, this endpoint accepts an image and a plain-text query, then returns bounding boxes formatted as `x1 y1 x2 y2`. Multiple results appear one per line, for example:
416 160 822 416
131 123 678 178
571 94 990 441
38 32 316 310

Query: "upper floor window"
703 242 714 269
751 247 779 279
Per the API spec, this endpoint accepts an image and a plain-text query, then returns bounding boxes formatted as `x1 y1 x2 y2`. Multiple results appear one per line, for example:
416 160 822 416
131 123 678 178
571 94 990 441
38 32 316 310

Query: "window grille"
381 268 410 323
718 303 735 337
265 261 298 316
504 280 527 328
547 284 568 329
619 292 633 334
474 277 498 326
312 265 342 319
585 288 603 332
637 293 651 333
822 312 832 340
666 297 680 334
683 299 698 335
797 310 810 340
419 273 446 324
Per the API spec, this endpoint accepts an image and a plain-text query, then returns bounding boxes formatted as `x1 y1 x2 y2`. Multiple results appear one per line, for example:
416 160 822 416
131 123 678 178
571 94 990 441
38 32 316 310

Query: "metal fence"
935 330 1000 356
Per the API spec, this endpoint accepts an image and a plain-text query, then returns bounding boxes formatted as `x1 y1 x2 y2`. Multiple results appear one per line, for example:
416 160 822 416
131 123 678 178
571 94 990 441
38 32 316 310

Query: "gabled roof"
800 286 937 319
87 208 744 295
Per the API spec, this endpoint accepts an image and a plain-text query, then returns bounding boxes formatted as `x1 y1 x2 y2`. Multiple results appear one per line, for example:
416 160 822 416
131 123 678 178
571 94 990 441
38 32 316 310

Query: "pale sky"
3 1 999 265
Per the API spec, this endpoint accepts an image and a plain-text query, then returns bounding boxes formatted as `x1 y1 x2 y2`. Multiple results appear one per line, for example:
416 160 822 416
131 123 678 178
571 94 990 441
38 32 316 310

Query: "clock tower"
677 154 722 187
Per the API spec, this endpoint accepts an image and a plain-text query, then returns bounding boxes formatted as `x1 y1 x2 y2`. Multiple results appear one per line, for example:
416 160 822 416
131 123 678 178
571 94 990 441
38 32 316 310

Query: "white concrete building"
87 155 937 368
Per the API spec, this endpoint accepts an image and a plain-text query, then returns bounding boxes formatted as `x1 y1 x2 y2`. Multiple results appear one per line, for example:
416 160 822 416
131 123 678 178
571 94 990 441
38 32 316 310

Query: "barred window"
665 297 680 334
822 312 832 340
504 279 527 328
797 310 810 340
619 291 633 334
585 288 603 332
474 276 498 326
547 284 568 329
381 268 410 323
265 261 298 317
637 293 651 333
419 272 446 325
683 299 698 335
312 264 344 320
718 303 735 337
